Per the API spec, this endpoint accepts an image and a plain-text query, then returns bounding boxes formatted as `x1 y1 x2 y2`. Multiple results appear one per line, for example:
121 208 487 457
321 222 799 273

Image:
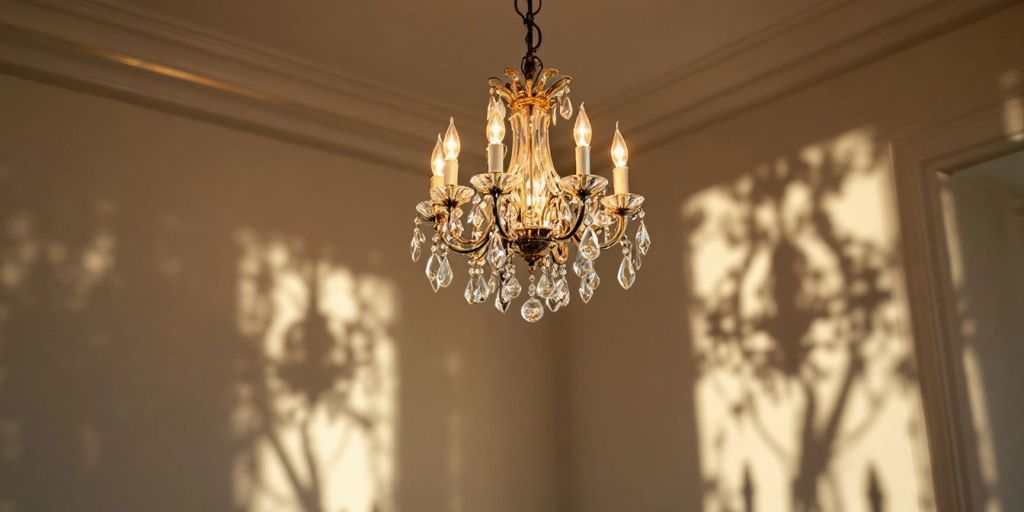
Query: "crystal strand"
521 272 544 322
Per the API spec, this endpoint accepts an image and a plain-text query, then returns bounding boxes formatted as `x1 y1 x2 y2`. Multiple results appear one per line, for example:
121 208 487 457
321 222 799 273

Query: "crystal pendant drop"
473 275 488 303
411 228 424 262
495 293 510 313
502 274 522 300
579 227 601 261
537 272 553 299
560 96 573 119
464 276 476 304
636 220 651 256
437 255 454 288
557 278 570 307
425 253 440 291
585 270 600 289
546 294 562 312
617 251 636 289
486 235 506 268
579 283 593 303
487 273 498 297
468 204 485 227
521 297 544 322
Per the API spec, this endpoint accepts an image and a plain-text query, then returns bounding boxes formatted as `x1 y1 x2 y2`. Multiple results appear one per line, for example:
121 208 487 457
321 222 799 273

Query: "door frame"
890 95 1024 512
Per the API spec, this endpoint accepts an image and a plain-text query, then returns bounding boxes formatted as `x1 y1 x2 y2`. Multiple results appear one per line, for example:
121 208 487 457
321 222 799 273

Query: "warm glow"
611 122 628 167
487 100 505 144
431 135 445 176
443 117 461 159
574 103 592 147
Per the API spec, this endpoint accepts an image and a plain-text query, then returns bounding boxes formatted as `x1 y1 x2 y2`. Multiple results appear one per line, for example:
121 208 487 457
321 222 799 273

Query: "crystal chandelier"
410 0 650 322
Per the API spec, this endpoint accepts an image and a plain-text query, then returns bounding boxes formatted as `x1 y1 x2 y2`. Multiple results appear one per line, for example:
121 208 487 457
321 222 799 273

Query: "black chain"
514 0 543 79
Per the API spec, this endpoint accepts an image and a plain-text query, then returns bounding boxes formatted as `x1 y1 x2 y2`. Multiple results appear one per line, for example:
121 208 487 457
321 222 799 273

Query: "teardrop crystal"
585 270 600 289
579 227 600 261
495 293 510 313
502 275 522 300
410 234 422 262
636 220 651 255
537 272 553 299
473 275 488 303
464 277 476 304
425 253 440 291
468 204 485 227
579 283 593 303
560 96 573 119
437 255 454 288
546 295 562 312
521 297 544 322
487 273 498 296
486 236 506 269
617 252 636 289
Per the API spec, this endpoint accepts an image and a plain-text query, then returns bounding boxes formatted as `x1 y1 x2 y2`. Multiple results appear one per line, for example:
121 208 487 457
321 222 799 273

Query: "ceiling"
121 0 821 114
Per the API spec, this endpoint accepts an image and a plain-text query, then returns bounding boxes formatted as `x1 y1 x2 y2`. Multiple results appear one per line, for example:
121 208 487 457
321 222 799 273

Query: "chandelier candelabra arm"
552 198 588 242
597 213 629 249
490 193 517 241
436 208 493 255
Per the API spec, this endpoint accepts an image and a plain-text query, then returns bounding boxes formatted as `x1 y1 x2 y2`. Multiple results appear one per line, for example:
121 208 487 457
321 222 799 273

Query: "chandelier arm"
436 209 493 254
597 214 628 249
551 197 588 242
491 193 516 241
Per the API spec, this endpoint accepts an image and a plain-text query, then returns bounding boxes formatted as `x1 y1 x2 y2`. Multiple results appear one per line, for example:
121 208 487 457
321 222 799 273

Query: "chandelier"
410 0 650 322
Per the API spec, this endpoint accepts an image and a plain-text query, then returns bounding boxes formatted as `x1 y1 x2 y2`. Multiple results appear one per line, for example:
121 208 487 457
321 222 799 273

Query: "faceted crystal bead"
487 273 498 296
585 270 600 289
560 96 573 119
437 255 454 288
636 220 651 255
410 228 424 262
486 236 506 269
425 253 440 292
468 204 486 227
464 277 476 304
617 251 636 289
502 275 522 300
579 227 601 261
521 297 544 322
473 275 488 303
579 282 593 303
537 272 553 299
495 293 510 313
546 295 562 312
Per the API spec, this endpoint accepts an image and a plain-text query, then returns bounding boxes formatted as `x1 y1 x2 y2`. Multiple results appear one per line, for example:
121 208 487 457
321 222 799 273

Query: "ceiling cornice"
0 0 1017 173
0 0 482 173
588 0 1019 157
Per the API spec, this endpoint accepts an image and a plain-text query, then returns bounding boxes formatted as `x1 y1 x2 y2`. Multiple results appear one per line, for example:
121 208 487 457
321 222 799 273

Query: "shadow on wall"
0 169 397 512
683 129 933 512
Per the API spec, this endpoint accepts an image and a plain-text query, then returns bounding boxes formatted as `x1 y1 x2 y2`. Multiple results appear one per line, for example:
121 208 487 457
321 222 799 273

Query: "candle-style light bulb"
611 122 629 168
486 99 505 144
574 103 592 147
443 117 461 159
430 134 445 177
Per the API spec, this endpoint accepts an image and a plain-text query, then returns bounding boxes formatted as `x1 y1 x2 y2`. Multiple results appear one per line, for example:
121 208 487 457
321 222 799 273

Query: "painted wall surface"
559 5 1024 512
0 74 559 512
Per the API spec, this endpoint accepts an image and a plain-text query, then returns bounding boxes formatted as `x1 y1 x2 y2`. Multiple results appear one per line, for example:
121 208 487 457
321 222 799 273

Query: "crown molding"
0 0 1016 173
0 0 482 173
588 0 1020 157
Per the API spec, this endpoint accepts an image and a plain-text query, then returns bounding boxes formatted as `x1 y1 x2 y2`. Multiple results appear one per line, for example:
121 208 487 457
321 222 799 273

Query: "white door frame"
891 95 1024 512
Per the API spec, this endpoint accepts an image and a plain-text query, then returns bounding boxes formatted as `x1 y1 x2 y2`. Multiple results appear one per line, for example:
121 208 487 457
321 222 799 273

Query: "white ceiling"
122 0 822 114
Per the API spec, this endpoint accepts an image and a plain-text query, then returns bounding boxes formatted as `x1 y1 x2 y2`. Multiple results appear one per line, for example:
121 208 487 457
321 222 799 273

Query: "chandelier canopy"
410 0 651 322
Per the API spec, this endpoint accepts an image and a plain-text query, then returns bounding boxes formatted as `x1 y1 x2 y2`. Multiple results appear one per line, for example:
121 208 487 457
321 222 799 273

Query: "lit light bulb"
431 134 445 176
443 117 461 159
486 100 505 144
611 122 629 168
574 103 592 147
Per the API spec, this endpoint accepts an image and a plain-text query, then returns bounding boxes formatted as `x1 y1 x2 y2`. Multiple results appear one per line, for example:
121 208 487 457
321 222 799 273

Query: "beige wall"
560 4 1024 512
0 74 558 512
2 4 1024 512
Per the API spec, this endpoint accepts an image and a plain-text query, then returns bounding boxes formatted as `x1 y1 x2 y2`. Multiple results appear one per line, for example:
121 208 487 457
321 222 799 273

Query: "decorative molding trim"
890 95 1024 512
0 0 1017 173
591 0 1019 155
0 0 481 173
